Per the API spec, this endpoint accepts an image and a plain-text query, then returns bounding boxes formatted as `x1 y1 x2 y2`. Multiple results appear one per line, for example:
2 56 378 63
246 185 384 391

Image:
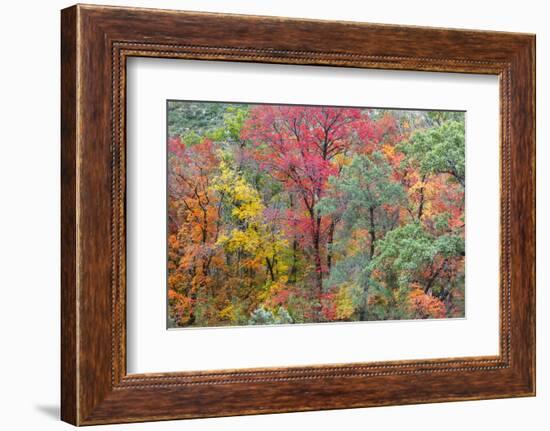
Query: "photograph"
167 101 466 328
0 0 539 428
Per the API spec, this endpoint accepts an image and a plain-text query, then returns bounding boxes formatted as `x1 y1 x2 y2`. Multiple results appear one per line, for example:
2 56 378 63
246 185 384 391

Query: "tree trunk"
358 280 369 321
313 216 323 293
369 206 376 259
265 257 276 282
289 238 298 283
312 215 324 318
417 174 427 220
289 194 298 284
327 219 336 272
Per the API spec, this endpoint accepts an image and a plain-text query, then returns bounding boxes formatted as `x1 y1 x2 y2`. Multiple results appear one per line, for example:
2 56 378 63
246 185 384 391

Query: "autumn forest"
167 101 465 328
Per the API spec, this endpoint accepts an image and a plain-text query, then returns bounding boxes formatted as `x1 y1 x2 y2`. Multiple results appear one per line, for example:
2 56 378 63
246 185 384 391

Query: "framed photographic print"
61 4 535 425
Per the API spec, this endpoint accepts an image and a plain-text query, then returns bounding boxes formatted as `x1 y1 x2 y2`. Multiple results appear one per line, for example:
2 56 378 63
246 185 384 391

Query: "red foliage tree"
242 105 380 308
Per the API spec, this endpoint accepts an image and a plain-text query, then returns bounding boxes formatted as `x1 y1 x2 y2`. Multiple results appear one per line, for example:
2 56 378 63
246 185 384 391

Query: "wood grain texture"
60 5 78 425
60 4 536 425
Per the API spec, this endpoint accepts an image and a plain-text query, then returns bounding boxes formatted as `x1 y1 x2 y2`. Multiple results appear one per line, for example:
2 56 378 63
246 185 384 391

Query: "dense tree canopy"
167 102 465 327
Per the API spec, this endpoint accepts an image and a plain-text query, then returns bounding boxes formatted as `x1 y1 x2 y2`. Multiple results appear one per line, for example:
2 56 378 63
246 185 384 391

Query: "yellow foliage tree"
211 154 289 286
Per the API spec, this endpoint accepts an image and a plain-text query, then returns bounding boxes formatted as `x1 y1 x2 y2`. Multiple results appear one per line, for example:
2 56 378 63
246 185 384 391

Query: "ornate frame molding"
61 5 535 425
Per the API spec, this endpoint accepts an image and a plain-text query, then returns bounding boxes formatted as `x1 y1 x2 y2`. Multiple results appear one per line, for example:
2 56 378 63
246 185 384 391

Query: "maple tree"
167 102 465 327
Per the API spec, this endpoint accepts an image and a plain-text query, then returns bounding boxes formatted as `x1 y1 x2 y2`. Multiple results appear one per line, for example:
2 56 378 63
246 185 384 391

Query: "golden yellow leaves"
212 155 288 265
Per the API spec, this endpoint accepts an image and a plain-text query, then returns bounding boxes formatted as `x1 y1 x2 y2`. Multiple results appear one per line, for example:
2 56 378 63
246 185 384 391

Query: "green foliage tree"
248 307 293 325
400 120 465 187
368 221 464 318
370 222 463 287
316 152 405 318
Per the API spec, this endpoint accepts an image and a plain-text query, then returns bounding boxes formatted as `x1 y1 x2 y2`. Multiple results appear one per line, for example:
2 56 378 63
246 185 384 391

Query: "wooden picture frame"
61 4 535 425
